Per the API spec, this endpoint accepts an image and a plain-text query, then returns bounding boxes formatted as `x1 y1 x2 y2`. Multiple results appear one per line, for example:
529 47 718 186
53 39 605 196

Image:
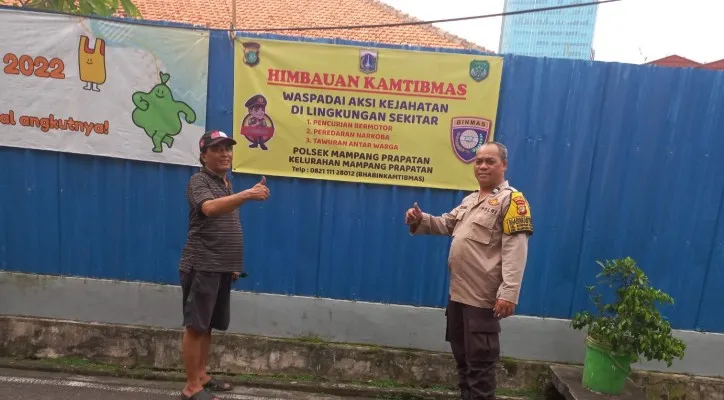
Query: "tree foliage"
17 0 141 18
571 257 686 367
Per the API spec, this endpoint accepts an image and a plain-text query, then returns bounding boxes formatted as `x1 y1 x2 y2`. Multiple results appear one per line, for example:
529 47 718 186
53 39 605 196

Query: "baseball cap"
199 130 237 151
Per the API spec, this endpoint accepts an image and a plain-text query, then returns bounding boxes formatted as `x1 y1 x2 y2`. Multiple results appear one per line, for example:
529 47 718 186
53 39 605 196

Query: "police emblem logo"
242 42 260 67
514 197 528 215
469 60 490 82
359 49 378 74
450 117 492 163
488 198 499 206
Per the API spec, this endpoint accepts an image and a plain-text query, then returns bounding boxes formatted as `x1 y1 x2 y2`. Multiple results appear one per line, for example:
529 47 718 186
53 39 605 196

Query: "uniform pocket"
467 214 496 245
466 331 501 362
468 317 501 333
466 318 501 362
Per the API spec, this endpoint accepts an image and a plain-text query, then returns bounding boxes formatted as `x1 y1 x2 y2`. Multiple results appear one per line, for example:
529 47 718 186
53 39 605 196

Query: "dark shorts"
180 269 233 333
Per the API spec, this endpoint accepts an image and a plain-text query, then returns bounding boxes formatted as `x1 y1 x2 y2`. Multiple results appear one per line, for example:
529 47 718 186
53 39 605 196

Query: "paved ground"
0 368 373 400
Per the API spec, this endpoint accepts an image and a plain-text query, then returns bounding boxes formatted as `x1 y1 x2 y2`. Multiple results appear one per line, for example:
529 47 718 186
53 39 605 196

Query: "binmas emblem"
450 117 491 163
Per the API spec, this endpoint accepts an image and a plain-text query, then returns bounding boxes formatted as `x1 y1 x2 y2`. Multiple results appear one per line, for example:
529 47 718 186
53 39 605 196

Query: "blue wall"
2 14 724 334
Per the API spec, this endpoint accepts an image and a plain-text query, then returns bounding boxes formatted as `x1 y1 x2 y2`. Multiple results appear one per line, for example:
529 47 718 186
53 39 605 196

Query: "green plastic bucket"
582 336 633 395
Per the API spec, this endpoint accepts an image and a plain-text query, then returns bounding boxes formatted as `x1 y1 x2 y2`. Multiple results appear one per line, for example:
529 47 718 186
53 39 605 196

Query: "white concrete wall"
1 271 722 378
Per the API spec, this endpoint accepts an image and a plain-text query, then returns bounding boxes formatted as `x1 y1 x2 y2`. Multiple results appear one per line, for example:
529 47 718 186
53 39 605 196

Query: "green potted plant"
571 257 686 395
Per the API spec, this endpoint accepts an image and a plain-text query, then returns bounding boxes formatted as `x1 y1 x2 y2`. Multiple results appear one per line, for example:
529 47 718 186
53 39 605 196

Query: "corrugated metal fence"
2 18 724 334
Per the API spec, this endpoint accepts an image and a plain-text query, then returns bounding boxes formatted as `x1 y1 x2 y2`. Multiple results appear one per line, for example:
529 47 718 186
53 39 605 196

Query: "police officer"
244 94 268 150
405 142 533 400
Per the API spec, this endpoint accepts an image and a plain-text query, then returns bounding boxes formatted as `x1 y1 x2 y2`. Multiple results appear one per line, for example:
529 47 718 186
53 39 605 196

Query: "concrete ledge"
2 271 723 378
0 315 548 391
549 365 645 399
631 370 724 400
2 315 724 400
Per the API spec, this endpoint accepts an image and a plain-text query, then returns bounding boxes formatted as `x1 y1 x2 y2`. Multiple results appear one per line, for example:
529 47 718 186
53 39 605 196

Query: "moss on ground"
4 356 545 399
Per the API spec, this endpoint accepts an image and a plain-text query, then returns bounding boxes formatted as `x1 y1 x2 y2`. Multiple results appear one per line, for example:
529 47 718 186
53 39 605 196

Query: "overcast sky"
381 0 720 65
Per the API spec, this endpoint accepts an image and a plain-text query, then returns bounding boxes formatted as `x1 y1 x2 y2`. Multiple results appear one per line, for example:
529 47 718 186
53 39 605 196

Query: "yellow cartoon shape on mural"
78 35 106 92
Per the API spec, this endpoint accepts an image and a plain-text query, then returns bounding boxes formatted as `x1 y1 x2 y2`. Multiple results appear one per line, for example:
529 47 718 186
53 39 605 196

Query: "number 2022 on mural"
3 53 65 79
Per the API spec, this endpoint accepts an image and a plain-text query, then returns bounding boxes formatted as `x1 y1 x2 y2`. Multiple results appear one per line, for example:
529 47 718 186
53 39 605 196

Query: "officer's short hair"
480 141 508 162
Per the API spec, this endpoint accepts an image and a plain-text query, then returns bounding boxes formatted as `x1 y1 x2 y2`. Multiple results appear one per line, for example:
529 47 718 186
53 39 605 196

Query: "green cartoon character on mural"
132 71 197 153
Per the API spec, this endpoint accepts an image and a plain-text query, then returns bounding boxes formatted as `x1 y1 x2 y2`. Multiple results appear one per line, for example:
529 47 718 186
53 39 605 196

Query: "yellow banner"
232 37 503 191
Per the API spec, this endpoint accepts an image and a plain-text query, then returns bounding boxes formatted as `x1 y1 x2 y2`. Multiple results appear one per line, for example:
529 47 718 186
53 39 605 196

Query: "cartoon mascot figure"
241 94 274 150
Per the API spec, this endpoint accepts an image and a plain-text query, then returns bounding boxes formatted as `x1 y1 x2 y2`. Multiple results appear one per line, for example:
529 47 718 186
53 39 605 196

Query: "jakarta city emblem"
359 49 378 74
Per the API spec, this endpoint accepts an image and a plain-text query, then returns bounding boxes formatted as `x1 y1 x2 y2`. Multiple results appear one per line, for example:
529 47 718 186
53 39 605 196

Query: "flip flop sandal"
202 377 234 392
180 389 219 400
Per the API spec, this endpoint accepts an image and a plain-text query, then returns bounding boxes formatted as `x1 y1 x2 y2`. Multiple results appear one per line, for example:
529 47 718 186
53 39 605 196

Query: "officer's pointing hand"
405 202 423 225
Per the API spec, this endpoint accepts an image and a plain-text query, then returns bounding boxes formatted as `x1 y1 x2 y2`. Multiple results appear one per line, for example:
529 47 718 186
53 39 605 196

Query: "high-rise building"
499 0 599 60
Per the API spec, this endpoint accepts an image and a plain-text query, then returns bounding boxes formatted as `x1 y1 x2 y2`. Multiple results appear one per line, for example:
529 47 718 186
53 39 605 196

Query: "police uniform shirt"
411 181 532 309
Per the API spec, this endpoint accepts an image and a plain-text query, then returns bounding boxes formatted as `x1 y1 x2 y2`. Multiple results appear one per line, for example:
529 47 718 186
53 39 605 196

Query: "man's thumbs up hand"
246 176 270 201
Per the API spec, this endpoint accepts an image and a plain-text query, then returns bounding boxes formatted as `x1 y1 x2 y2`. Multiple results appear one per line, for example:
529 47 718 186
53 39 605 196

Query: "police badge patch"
243 42 260 67
469 60 490 82
450 117 491 163
503 192 533 235
359 49 378 74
